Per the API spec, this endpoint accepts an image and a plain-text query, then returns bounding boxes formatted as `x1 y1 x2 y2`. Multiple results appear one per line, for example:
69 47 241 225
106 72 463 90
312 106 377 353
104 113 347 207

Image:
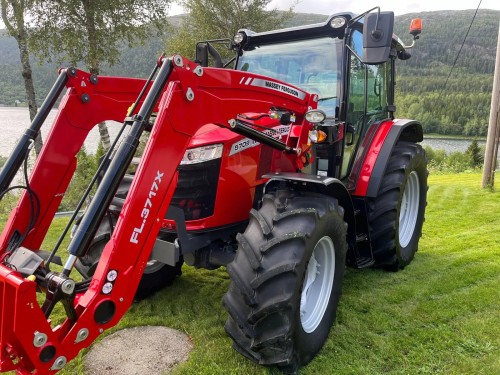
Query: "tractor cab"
197 8 422 183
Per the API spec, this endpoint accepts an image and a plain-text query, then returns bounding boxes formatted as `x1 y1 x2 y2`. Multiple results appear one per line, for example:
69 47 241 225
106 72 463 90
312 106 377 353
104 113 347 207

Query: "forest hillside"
1 9 498 136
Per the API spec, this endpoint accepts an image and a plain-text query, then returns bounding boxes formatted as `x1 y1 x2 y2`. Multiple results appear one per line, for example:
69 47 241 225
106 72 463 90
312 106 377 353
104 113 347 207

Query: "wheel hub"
300 236 335 333
399 170 420 248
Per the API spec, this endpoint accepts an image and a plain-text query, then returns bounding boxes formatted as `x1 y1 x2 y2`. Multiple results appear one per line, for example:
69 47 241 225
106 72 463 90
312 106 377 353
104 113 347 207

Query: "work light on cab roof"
330 16 347 28
233 32 246 45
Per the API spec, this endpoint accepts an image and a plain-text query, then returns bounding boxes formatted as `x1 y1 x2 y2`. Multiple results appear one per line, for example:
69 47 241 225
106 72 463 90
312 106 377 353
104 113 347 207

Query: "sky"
170 0 500 16
1 0 499 29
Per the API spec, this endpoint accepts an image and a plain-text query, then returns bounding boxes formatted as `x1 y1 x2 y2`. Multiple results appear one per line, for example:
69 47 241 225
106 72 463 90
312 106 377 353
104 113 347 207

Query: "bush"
425 144 484 173
0 191 19 223
58 147 99 212
465 139 484 168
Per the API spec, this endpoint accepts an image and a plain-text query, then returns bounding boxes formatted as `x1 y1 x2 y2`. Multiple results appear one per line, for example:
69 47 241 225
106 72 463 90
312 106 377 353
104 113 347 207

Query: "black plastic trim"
262 172 356 256
365 119 423 197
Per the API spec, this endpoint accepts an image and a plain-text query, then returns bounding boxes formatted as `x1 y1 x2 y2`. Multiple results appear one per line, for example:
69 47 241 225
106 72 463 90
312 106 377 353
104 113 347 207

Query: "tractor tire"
223 190 347 372
75 211 183 299
367 141 428 270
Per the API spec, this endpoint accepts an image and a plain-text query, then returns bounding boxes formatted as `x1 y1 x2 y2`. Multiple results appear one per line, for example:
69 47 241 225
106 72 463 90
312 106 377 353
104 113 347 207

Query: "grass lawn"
5 172 499 374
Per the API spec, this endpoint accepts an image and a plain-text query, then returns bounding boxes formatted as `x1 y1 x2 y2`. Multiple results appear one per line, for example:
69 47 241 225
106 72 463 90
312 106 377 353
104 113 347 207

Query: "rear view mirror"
362 11 394 64
195 42 223 68
195 43 209 67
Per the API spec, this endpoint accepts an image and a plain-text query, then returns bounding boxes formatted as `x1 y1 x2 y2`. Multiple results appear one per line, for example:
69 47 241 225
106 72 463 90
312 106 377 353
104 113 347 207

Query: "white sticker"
246 78 306 100
229 125 290 156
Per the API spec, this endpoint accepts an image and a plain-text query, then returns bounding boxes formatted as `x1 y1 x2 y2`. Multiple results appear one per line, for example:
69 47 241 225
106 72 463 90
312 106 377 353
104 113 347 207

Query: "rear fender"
351 119 423 198
262 172 356 251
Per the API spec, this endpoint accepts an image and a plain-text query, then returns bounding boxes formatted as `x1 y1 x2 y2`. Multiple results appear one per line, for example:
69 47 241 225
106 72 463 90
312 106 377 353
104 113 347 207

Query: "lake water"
0 107 495 157
0 107 121 157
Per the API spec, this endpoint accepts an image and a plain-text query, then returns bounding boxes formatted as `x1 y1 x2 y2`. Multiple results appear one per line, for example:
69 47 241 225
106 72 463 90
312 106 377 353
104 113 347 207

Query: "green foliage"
167 0 294 58
58 147 98 211
0 191 18 222
0 155 6 168
393 9 499 136
466 139 484 168
1 9 499 134
425 144 485 173
27 0 171 72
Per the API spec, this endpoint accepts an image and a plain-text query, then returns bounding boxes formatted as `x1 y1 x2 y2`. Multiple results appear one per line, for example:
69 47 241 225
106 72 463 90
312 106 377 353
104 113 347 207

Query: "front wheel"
75 211 183 299
367 141 428 270
223 190 347 371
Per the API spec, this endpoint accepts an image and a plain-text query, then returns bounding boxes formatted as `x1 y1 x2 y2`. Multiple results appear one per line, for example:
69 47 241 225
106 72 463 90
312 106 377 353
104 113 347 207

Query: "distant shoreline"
0 107 487 142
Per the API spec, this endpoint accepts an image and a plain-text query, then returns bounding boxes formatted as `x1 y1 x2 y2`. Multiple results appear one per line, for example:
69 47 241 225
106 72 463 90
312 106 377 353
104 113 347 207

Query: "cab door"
341 29 392 179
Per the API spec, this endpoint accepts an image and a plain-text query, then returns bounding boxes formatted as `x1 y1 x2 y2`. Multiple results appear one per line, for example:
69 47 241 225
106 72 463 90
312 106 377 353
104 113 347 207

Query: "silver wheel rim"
143 260 165 274
399 171 420 248
300 236 335 333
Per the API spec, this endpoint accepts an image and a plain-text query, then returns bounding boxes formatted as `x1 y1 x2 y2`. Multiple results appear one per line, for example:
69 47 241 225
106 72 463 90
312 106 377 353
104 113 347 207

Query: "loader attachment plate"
0 264 52 373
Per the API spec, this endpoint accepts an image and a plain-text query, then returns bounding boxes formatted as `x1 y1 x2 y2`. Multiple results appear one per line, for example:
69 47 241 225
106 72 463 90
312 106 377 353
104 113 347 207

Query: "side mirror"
362 11 394 64
195 42 223 68
195 43 209 67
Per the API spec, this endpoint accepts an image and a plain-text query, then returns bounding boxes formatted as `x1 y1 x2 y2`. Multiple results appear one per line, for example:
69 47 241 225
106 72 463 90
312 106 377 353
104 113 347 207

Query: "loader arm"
0 56 315 374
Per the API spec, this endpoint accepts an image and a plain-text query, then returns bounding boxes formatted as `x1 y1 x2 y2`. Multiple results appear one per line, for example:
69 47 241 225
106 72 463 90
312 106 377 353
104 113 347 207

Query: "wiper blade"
318 96 337 102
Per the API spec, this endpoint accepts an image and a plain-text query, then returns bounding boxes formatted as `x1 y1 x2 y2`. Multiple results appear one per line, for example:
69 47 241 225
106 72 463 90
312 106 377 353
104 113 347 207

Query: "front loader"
0 7 426 374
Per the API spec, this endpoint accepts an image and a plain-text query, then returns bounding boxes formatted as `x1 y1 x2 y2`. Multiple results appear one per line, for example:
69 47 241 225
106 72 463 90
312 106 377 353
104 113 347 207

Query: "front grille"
168 158 221 220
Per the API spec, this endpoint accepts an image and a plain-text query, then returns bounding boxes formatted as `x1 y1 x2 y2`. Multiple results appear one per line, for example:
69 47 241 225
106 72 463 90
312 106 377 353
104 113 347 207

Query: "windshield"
236 37 342 114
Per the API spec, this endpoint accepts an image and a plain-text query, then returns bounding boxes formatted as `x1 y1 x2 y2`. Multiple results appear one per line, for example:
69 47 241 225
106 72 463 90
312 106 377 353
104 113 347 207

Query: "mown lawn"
8 172 500 374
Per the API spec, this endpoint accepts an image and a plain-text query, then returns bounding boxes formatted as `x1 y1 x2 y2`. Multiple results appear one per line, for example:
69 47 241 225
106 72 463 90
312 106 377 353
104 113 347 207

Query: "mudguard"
351 119 423 198
262 172 357 251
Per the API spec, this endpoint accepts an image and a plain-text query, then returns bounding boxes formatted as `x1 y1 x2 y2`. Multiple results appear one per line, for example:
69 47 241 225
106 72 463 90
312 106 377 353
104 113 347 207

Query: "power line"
441 0 483 94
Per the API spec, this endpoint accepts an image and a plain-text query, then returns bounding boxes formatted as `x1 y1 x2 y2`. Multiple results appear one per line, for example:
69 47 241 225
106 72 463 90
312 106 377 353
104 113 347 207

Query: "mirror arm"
348 6 380 26
223 56 236 68
400 39 417 49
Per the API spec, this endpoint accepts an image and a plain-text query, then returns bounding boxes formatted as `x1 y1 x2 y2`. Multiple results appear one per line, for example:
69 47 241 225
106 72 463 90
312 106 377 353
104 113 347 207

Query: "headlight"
181 144 224 165
330 17 346 29
233 32 246 45
305 110 326 124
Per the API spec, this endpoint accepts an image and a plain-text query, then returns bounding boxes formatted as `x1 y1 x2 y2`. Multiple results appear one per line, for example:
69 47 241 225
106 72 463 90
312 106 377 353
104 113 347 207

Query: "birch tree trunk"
1 0 43 155
83 0 111 151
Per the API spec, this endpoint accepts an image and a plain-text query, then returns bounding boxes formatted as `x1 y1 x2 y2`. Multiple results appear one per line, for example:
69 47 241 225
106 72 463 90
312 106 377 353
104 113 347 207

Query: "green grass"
7 172 500 374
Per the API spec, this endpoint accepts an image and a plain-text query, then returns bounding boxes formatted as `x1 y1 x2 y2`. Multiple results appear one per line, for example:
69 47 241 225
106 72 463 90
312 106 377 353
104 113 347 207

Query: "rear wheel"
75 211 183 299
223 190 347 371
367 141 428 270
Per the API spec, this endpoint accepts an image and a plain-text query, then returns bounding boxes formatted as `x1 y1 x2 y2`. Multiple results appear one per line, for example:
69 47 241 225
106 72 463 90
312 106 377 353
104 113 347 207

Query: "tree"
466 139 483 168
28 0 172 150
1 0 43 155
168 0 293 59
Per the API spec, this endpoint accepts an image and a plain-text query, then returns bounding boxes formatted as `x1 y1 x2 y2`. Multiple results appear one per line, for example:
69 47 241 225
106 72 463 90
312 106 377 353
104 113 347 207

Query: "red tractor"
0 8 425 374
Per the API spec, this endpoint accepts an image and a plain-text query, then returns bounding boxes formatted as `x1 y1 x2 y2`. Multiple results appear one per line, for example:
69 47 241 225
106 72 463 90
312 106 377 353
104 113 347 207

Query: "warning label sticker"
229 125 290 156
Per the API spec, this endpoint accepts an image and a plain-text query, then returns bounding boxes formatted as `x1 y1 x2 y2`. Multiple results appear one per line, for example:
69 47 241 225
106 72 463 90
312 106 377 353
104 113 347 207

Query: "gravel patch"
84 326 193 375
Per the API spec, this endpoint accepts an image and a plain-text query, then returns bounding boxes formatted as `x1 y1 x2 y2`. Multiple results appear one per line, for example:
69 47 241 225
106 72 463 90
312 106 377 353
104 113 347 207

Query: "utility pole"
482 21 500 188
